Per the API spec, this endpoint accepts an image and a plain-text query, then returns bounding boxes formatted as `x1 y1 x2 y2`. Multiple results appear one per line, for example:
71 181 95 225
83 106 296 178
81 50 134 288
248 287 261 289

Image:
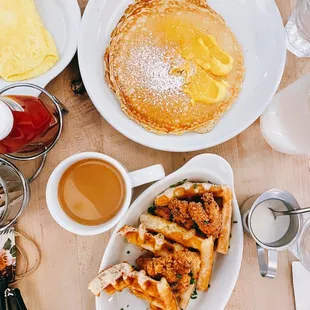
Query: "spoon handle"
275 207 310 216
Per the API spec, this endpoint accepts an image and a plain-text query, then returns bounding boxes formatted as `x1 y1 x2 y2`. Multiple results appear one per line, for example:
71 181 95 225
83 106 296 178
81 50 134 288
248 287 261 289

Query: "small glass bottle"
0 95 60 155
286 0 310 57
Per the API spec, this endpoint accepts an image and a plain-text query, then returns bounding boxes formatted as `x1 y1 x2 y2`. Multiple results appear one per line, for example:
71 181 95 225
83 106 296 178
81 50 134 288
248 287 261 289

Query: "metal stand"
0 83 68 181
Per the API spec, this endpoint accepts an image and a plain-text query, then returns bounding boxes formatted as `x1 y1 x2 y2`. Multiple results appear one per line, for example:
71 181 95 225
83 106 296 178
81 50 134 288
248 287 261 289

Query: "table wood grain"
12 0 310 309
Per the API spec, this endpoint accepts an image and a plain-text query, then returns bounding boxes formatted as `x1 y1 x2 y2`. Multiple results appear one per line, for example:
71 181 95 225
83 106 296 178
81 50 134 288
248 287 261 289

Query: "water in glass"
260 73 310 155
286 0 310 57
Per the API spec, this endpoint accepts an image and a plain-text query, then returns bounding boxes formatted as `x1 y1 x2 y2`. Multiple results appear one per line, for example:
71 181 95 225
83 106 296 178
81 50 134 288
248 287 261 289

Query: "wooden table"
12 0 310 309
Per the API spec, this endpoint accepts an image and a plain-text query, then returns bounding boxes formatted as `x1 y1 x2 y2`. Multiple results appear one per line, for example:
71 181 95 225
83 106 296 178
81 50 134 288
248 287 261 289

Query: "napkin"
292 261 310 310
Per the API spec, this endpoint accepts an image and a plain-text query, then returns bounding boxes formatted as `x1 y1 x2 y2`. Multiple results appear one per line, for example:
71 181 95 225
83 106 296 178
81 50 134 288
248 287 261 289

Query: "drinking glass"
297 216 310 270
260 72 310 155
286 0 310 57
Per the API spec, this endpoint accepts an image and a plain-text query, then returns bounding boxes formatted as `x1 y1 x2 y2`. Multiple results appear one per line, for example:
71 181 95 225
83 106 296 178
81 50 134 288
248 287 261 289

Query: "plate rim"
95 153 244 310
78 0 286 152
0 0 81 89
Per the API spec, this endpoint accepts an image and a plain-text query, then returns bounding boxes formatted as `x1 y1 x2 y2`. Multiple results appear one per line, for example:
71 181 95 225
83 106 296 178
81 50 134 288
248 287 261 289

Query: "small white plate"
0 0 81 90
78 0 286 152
96 154 243 310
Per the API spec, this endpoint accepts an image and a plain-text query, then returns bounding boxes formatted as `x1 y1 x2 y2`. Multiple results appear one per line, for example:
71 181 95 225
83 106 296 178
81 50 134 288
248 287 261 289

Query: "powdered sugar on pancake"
128 45 184 95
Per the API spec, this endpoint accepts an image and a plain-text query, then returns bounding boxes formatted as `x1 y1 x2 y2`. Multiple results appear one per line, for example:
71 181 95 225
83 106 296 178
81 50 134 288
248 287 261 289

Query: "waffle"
118 224 186 256
119 224 201 279
88 263 179 310
90 180 234 307
180 284 195 309
139 214 204 250
119 224 200 279
105 0 244 135
119 224 201 308
154 181 233 254
140 214 215 291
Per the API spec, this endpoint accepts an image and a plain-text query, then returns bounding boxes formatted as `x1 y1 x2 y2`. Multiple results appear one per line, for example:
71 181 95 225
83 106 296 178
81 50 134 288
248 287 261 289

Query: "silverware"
269 207 310 219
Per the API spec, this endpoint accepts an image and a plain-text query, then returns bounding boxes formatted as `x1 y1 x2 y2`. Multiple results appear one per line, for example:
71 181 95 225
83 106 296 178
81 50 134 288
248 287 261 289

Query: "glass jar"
297 216 310 270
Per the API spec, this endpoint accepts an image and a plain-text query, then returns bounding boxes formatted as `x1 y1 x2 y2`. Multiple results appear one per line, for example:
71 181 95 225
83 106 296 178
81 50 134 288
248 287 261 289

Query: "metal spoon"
269 207 310 219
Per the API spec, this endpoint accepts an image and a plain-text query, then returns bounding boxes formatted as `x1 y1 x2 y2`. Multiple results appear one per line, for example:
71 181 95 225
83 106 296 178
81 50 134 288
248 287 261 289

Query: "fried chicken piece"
167 199 195 229
154 193 222 239
188 193 222 238
136 251 191 281
154 206 172 221
136 251 192 296
188 201 211 236
202 192 220 210
171 274 191 296
202 192 222 238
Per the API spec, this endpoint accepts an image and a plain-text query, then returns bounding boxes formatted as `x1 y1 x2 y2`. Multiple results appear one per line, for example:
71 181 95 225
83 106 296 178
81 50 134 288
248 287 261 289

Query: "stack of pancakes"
105 0 244 135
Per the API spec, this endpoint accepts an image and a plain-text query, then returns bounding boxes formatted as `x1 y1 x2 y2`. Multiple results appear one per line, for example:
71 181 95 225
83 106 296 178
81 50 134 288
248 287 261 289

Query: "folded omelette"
0 0 59 82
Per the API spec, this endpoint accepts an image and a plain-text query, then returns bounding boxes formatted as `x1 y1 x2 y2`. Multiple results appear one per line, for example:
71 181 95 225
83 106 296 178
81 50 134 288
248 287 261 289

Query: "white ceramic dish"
78 0 286 152
96 154 243 310
0 0 81 91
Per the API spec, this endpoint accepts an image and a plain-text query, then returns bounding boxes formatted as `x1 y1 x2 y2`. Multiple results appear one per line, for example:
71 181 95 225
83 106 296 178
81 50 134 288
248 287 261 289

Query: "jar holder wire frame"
0 83 68 182
0 158 30 231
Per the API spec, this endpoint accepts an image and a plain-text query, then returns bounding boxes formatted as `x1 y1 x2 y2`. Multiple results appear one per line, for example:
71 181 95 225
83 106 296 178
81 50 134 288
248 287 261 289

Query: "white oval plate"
78 0 286 152
96 154 243 310
0 0 81 91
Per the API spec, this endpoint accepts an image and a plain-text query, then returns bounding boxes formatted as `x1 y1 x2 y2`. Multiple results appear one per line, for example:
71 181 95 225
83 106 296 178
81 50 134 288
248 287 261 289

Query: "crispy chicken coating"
153 192 222 239
136 251 192 296
202 192 220 210
167 199 195 229
202 192 222 238
187 193 222 238
154 206 172 221
188 201 212 236
171 274 191 296
188 193 222 239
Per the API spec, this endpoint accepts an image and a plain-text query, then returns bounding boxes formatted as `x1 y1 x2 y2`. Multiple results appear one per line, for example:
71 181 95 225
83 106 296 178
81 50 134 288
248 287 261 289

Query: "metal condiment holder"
0 83 68 182
0 82 68 230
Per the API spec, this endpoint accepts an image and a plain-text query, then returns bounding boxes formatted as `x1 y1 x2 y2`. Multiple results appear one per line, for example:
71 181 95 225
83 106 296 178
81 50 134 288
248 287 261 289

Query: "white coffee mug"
46 152 165 235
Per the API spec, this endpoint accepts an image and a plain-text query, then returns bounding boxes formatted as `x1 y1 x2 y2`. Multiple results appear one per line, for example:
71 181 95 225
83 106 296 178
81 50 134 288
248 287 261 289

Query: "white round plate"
78 0 286 152
96 154 243 310
0 0 81 90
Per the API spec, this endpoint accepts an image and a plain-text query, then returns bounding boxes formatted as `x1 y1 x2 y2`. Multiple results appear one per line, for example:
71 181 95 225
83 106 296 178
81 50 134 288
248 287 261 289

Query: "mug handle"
128 164 165 188
256 244 277 278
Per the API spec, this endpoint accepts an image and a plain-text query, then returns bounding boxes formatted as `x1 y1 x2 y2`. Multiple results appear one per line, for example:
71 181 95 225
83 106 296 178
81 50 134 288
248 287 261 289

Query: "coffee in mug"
46 152 165 235
58 159 126 226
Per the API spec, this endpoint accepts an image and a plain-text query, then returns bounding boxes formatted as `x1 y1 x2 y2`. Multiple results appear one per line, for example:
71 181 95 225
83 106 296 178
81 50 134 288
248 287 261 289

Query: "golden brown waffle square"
89 263 132 296
209 185 233 254
140 213 205 249
88 263 179 310
119 224 201 308
118 224 201 278
118 224 186 256
150 306 162 310
139 214 214 291
179 284 195 309
130 289 164 308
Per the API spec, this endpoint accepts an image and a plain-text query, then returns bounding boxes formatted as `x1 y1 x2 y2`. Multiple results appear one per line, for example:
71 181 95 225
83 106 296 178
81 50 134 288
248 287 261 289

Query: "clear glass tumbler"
286 0 310 57
297 216 310 270
260 72 310 155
